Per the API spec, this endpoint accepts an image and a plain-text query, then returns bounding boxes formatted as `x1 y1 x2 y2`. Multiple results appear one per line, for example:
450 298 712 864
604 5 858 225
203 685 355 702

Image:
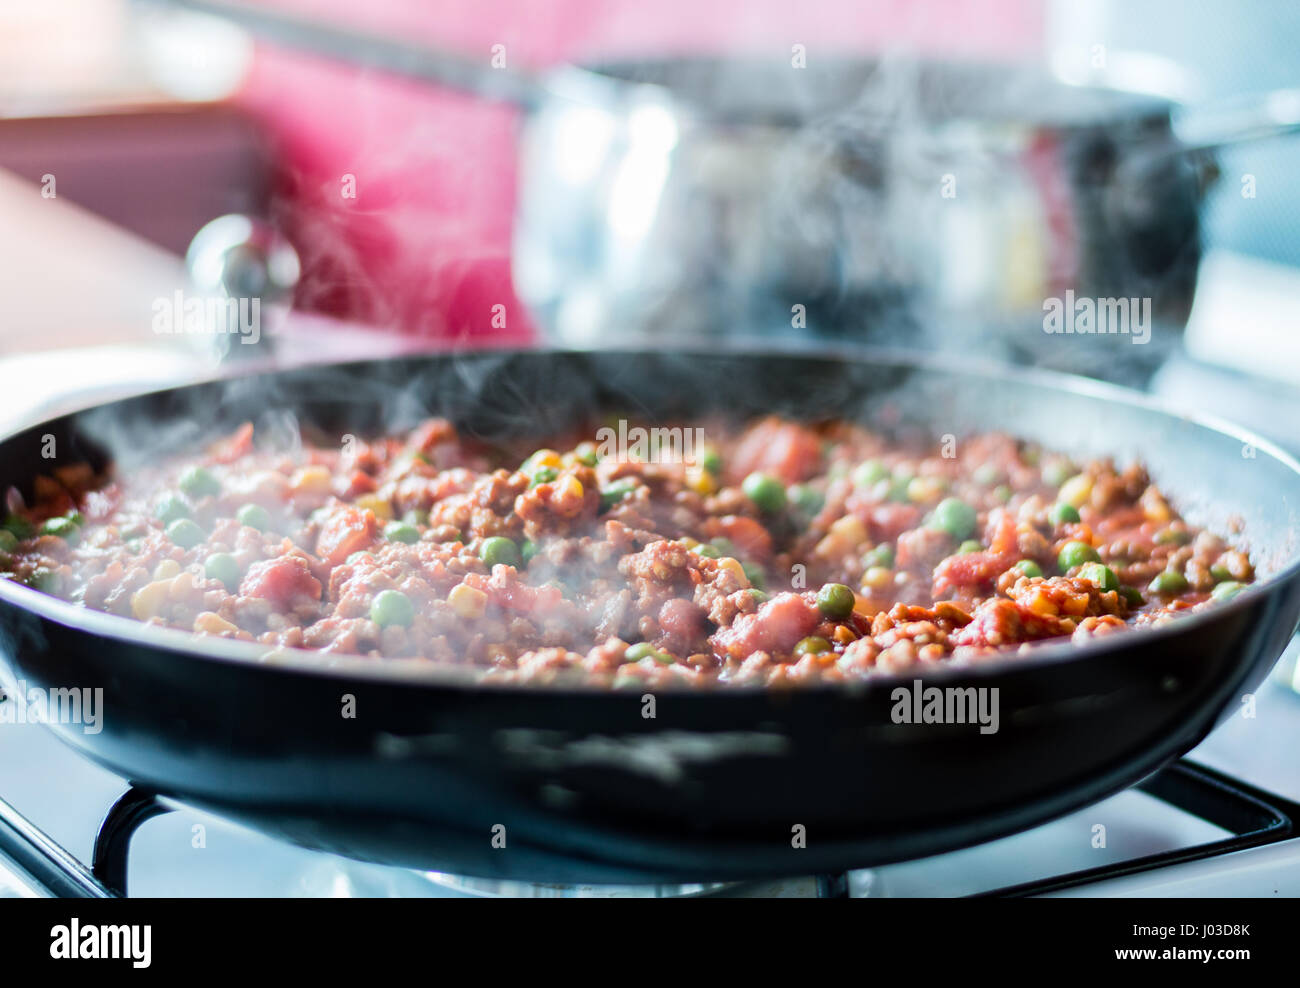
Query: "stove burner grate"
0 760 1294 898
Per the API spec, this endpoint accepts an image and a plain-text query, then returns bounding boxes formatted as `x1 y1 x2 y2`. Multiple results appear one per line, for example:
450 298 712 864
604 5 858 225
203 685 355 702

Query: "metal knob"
185 214 300 360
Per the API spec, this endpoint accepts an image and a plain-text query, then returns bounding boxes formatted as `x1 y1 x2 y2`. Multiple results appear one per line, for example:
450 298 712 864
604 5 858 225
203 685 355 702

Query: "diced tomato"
240 555 323 608
316 507 378 566
209 423 254 464
706 515 773 561
983 508 1019 556
712 592 821 660
465 570 564 615
847 496 922 542
341 470 377 498
952 597 1065 648
932 550 1018 598
659 598 705 637
727 418 823 485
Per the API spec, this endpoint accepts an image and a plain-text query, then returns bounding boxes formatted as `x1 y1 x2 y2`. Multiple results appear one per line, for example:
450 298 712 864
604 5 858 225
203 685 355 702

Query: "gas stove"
2 644 1297 899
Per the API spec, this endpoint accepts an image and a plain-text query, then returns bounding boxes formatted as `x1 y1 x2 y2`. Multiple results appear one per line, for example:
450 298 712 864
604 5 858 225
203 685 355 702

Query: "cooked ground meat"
0 415 1256 687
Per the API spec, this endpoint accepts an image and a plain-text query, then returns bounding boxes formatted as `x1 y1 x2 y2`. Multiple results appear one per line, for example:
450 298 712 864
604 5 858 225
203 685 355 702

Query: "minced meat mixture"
0 416 1255 687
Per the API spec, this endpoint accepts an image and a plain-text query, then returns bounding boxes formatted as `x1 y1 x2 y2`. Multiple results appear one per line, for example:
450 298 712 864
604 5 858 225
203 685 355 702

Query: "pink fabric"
236 0 1043 343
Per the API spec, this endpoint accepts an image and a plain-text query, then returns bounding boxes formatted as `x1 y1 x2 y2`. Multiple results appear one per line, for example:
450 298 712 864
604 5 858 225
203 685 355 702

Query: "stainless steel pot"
514 57 1300 381
151 1 1300 380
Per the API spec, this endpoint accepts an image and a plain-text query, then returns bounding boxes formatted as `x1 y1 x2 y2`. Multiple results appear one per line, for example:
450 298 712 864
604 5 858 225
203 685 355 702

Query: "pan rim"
1 342 1297 695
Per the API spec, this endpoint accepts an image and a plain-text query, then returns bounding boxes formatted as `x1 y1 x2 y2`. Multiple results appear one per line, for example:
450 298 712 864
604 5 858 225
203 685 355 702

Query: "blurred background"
0 0 1298 449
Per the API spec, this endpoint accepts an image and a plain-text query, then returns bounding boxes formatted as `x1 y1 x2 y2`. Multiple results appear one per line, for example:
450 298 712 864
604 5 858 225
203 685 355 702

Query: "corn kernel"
194 611 238 635
449 583 488 619
1141 487 1172 523
685 466 718 496
906 476 945 505
861 566 893 591
1059 473 1093 508
1061 594 1090 617
290 465 333 496
356 494 393 521
526 449 563 471
832 625 857 645
717 557 750 589
131 579 172 620
829 515 869 545
153 559 181 580
1026 590 1059 617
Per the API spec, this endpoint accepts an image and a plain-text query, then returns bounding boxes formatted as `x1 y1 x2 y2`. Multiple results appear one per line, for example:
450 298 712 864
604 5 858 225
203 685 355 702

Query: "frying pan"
1 348 1299 884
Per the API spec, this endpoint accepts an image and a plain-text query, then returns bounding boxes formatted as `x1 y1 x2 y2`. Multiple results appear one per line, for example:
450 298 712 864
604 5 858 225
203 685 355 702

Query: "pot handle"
1172 88 1300 156
133 0 550 108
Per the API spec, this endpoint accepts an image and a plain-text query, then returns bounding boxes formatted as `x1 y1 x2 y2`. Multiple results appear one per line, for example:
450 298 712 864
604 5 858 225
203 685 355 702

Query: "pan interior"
51 347 1300 585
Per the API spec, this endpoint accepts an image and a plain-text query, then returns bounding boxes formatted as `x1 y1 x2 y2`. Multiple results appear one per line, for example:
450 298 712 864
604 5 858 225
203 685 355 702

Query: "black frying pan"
1 348 1298 884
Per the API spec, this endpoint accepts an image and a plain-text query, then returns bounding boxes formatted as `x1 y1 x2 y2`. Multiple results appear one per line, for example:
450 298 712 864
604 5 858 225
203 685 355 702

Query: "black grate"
0 759 1294 897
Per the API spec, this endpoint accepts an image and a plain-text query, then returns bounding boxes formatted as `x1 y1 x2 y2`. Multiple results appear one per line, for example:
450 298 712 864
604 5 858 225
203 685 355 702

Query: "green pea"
384 521 421 545
1058 540 1101 571
64 511 84 528
529 466 558 487
1014 559 1043 578
165 518 204 549
178 465 221 498
204 552 241 590
1155 526 1192 546
1210 563 1233 582
793 636 832 656
153 493 191 524
863 544 895 569
1148 570 1189 595
575 445 600 468
816 583 856 620
480 536 521 568
370 589 415 628
1077 562 1119 591
958 539 982 554
39 517 80 545
788 484 824 516
747 589 770 604
403 508 429 526
1048 502 1081 525
853 460 889 487
30 568 63 594
236 503 271 532
710 537 736 556
1120 586 1145 607
742 472 786 514
885 476 912 503
972 463 1002 486
521 539 540 564
0 529 17 554
742 561 766 590
2 516 34 540
992 484 1012 504
699 449 723 475
624 641 672 665
1210 581 1246 602
692 543 722 559
598 479 637 512
930 497 977 540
